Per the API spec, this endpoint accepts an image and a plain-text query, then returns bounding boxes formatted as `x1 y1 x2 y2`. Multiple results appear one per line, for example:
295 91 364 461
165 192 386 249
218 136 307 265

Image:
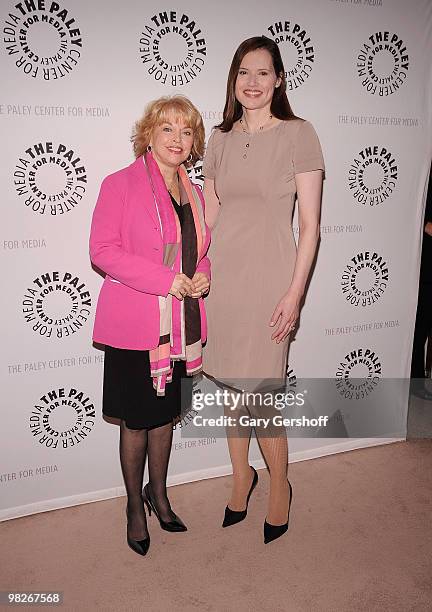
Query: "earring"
146 144 152 152
187 153 193 163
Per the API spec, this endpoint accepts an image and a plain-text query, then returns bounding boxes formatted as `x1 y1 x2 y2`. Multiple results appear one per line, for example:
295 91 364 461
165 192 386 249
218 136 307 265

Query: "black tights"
120 419 176 540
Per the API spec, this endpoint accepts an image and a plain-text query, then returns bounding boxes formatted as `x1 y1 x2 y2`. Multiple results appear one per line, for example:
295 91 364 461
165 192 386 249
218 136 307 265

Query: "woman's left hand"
269 289 301 343
190 272 210 298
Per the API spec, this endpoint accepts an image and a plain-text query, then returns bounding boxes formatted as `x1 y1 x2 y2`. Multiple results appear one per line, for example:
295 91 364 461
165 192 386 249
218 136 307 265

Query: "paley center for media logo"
139 9 207 86
22 270 92 339
267 19 315 91
14 140 87 215
357 31 409 96
335 347 382 400
29 386 96 449
3 0 83 80
341 251 389 307
348 145 398 206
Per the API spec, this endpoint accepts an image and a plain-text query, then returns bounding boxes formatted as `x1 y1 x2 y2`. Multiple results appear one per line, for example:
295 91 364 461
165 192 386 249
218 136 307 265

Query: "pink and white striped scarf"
143 152 207 396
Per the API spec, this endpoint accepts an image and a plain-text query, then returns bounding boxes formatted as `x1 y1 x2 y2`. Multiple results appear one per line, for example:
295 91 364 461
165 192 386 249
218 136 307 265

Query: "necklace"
239 113 273 134
239 113 273 159
166 173 179 195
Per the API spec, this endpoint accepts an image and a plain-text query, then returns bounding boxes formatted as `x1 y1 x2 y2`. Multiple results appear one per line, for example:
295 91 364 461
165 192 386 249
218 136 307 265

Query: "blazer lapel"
130 156 160 227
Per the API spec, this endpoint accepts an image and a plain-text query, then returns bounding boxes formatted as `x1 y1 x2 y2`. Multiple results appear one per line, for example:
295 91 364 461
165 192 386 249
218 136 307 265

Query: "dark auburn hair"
216 36 297 132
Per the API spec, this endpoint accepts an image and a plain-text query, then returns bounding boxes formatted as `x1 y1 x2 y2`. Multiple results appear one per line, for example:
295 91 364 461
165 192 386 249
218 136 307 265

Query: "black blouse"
169 193 183 227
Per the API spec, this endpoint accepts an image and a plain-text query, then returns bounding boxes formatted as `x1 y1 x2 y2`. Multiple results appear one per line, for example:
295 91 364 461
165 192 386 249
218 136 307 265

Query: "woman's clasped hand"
169 271 210 300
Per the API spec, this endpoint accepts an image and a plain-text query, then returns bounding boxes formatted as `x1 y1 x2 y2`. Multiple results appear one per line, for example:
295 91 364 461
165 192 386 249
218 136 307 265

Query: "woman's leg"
226 433 255 510
250 378 291 526
120 419 149 540
256 432 289 525
224 389 254 510
147 420 177 521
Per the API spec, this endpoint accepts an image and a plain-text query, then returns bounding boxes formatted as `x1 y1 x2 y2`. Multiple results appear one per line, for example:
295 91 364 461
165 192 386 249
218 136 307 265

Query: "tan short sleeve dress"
202 119 324 387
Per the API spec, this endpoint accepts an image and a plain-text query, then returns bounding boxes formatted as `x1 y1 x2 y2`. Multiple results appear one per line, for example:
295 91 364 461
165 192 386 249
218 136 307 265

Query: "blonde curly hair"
131 95 205 166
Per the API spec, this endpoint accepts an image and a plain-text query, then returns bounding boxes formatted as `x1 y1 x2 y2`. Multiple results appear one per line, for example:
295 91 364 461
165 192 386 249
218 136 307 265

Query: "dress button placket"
240 113 272 161
244 139 250 159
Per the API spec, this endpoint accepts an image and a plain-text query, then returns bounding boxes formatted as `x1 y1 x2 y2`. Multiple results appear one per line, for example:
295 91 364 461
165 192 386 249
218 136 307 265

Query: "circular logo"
22 271 92 339
341 251 389 307
267 19 315 91
29 386 95 449
348 145 398 206
357 32 409 96
335 348 382 399
186 161 203 188
14 141 87 216
139 10 207 85
3 1 82 81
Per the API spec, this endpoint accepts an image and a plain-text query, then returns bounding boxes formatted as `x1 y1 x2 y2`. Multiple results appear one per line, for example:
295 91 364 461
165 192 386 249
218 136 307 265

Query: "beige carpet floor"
1 439 431 612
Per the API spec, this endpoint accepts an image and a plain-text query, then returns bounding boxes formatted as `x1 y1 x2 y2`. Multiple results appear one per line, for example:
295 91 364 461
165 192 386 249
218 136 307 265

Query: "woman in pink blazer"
90 95 211 557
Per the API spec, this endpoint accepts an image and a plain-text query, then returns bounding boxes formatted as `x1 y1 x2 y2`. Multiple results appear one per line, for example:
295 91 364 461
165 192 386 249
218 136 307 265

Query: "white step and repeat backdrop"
1 0 431 520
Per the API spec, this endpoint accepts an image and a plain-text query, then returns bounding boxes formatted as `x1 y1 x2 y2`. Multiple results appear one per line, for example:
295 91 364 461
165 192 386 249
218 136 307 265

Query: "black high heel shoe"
126 503 150 556
142 483 187 532
264 480 293 544
222 466 258 528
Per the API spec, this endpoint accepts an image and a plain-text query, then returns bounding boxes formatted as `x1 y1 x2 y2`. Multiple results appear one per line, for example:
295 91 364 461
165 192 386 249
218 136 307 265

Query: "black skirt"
102 345 192 429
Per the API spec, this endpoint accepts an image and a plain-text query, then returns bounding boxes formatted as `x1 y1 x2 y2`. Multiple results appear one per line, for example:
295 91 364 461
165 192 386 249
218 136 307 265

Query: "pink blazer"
89 157 211 350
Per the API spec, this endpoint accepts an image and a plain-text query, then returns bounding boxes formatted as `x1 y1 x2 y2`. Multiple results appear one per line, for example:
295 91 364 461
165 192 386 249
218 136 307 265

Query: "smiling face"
234 48 281 112
150 113 194 171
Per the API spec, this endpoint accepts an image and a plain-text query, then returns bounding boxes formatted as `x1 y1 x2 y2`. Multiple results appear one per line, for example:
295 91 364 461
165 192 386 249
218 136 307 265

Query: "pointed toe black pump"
264 480 293 545
143 483 187 532
222 466 258 528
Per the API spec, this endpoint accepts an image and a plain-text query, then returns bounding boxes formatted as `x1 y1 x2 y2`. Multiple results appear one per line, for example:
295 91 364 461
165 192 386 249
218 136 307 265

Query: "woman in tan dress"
203 36 324 544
